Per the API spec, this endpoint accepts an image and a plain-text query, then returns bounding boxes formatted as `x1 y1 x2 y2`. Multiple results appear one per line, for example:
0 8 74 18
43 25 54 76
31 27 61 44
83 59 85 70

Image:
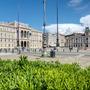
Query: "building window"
81 37 82 42
29 33 31 36
8 44 10 47
21 41 23 47
5 39 6 42
24 41 26 47
17 41 19 47
9 39 10 42
24 31 26 38
1 33 2 37
81 44 82 47
86 44 88 47
21 31 23 38
5 33 6 37
86 38 88 40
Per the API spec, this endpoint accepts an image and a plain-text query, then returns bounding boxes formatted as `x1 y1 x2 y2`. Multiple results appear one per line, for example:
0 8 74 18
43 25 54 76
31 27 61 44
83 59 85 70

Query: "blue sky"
0 0 90 33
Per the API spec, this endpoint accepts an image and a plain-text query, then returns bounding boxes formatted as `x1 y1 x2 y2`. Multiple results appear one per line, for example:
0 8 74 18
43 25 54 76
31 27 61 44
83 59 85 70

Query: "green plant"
0 58 90 90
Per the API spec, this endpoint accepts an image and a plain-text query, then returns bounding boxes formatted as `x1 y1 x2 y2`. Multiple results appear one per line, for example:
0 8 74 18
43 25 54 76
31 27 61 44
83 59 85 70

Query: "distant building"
46 33 66 47
46 33 56 47
65 27 90 50
59 34 66 47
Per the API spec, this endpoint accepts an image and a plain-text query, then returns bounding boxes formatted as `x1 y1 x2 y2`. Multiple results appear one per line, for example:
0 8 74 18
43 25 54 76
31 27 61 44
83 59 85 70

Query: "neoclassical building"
9 22 31 50
65 27 90 50
0 22 42 52
0 22 17 52
29 28 42 49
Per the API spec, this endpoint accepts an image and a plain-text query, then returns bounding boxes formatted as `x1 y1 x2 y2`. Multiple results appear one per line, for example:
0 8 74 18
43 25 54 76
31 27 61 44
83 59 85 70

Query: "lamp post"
42 0 47 56
56 0 59 47
77 39 79 52
17 9 21 54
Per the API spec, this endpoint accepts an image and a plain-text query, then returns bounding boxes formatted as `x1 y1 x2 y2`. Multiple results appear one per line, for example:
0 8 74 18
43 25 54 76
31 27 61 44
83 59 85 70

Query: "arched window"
24 41 26 47
21 41 23 47
24 31 26 38
21 31 23 38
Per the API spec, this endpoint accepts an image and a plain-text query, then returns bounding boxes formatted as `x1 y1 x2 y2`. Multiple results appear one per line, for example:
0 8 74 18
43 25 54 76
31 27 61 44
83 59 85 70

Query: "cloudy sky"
0 0 90 35
46 14 90 35
46 0 90 35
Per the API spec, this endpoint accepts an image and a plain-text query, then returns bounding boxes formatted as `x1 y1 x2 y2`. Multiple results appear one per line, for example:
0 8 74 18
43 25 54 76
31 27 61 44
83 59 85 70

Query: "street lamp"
42 0 47 56
56 0 59 47
17 9 21 54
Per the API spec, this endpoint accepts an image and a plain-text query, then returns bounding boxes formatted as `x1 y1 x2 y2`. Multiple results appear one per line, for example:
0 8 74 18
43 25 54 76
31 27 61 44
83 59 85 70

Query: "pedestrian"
53 49 55 57
63 49 64 52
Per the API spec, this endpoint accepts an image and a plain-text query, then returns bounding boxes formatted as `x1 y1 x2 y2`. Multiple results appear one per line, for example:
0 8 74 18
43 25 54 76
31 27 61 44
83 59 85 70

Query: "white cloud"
80 15 90 27
45 14 90 35
46 24 84 35
68 0 83 7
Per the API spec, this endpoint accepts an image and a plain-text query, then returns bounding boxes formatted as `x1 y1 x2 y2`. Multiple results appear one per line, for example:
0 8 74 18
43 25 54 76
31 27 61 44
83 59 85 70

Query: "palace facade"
1 21 90 52
0 22 42 52
65 27 90 50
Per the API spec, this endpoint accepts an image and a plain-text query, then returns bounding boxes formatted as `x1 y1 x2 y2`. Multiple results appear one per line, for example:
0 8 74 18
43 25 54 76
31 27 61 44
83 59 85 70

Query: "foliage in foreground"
0 56 90 90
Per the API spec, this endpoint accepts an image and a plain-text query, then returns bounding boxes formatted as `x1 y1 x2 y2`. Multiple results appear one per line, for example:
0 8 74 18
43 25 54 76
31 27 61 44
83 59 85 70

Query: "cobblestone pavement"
0 50 90 68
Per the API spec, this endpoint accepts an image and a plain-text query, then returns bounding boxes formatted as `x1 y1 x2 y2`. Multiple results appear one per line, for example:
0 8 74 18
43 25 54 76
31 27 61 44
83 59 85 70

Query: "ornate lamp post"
56 0 59 47
42 0 47 56
17 10 21 54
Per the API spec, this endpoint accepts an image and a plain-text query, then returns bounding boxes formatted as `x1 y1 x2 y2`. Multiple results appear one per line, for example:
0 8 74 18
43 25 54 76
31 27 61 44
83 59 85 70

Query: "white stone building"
65 27 90 50
30 28 42 49
0 21 42 52
46 33 66 47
